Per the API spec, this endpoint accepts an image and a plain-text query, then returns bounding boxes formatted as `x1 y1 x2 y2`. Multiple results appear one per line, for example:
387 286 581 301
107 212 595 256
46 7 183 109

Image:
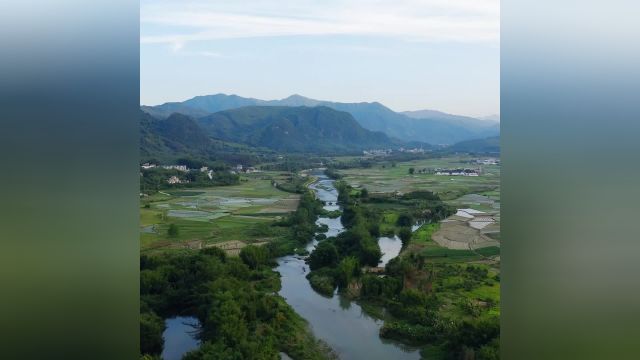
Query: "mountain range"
140 106 396 158
196 106 393 152
141 94 499 145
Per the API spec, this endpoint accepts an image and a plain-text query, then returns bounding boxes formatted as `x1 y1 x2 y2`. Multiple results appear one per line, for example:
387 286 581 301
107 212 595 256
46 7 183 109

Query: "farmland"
338 155 500 201
140 171 302 253
335 154 501 255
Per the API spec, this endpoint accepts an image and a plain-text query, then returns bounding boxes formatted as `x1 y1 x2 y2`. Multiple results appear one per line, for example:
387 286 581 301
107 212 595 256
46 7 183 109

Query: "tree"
398 227 412 247
396 213 414 227
239 245 268 269
359 239 382 266
167 223 179 237
337 257 360 287
408 167 415 175
308 241 339 270
360 187 369 199
140 311 165 355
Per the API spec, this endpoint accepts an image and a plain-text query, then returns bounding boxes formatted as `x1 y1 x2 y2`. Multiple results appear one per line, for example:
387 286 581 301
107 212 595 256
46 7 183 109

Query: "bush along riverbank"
140 247 336 360
140 187 335 360
305 181 499 359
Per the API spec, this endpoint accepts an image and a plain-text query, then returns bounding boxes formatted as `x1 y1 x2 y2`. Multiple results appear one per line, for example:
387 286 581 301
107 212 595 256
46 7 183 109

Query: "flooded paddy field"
337 155 501 253
140 173 300 252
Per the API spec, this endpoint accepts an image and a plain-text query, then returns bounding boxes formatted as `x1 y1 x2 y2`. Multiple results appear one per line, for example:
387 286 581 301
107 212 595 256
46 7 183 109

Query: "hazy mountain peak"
278 94 321 107
479 114 500 122
282 94 310 101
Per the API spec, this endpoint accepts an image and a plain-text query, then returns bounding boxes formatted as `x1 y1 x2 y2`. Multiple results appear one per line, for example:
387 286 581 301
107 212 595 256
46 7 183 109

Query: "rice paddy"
339 155 500 201
337 155 501 259
140 172 300 253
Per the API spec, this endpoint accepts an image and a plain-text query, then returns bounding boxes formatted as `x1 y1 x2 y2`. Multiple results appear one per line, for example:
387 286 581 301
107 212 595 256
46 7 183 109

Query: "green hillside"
197 106 393 152
143 93 500 145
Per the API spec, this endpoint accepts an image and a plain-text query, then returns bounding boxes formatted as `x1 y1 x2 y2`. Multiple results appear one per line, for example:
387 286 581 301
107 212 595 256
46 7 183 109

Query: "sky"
140 0 500 118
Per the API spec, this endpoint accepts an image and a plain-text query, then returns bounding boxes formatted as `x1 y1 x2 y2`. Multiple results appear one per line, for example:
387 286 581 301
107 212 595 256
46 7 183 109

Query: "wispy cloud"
141 0 499 50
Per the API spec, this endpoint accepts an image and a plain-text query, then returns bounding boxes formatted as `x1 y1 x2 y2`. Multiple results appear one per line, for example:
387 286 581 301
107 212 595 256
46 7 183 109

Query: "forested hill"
196 106 394 153
141 106 395 157
140 110 272 164
448 136 500 154
140 111 208 158
143 93 499 145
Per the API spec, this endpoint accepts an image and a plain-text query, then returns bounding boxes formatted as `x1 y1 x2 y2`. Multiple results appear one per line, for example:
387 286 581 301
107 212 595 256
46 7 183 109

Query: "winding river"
276 172 421 359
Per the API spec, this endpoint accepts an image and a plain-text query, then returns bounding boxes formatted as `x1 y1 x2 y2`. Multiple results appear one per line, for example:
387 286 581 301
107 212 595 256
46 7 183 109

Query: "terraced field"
140 172 300 253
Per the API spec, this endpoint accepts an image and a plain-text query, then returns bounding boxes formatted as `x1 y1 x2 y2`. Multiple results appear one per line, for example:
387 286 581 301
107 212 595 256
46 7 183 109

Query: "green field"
140 172 300 252
405 223 500 263
338 155 500 201
338 155 501 256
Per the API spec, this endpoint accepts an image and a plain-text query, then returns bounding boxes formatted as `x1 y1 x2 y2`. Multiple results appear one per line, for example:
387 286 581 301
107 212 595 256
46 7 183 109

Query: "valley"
139 93 500 360
142 93 499 145
140 149 500 360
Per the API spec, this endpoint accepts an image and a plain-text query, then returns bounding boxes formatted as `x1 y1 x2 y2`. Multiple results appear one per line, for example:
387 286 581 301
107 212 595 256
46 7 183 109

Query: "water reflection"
161 316 200 360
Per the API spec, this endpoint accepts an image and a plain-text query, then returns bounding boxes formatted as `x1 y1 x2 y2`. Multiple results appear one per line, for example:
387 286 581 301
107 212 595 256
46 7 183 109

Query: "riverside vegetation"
139 96 500 359
305 178 500 359
140 190 335 359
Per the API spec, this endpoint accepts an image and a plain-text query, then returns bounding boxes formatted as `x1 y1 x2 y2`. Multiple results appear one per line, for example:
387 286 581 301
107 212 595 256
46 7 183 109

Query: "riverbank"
276 173 422 360
297 172 500 359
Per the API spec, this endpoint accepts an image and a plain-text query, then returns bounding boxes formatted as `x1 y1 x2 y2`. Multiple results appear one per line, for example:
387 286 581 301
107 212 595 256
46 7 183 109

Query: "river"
276 173 421 359
161 316 200 360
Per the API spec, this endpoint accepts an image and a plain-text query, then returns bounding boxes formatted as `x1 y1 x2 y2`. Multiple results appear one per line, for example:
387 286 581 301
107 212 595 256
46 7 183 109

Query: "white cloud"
141 0 499 49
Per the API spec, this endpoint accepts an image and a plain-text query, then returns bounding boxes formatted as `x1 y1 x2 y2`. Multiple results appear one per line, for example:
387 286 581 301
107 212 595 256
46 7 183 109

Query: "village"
140 162 261 185
362 147 428 157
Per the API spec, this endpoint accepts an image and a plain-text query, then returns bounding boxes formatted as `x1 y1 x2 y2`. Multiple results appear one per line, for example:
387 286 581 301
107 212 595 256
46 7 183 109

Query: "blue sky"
141 0 499 117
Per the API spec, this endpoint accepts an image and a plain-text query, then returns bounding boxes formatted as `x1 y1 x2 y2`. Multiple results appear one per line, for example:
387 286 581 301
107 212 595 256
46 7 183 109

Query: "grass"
432 263 501 321
412 223 440 245
403 223 500 263
420 246 500 263
140 172 300 252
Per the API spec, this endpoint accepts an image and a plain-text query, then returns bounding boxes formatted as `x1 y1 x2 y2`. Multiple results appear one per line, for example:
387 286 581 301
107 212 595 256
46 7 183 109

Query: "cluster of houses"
363 149 393 157
475 158 500 165
141 163 188 172
166 166 217 184
398 147 426 154
434 168 480 176
230 164 261 175
141 163 216 183
141 162 262 184
167 176 189 185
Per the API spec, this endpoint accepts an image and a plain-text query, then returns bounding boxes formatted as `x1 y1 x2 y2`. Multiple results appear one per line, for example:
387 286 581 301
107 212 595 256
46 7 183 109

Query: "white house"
163 165 188 172
167 176 181 184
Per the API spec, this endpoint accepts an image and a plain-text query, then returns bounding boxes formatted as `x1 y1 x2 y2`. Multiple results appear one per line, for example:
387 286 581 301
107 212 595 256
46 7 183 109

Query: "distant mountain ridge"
448 136 500 154
141 106 395 156
197 106 393 152
142 93 499 145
